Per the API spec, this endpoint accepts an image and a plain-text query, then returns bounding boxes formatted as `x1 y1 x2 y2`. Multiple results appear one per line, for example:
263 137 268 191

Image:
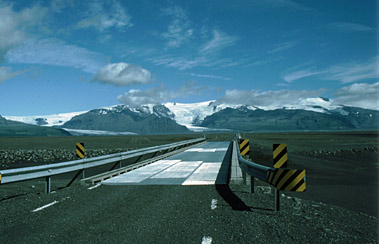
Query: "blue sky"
0 0 377 116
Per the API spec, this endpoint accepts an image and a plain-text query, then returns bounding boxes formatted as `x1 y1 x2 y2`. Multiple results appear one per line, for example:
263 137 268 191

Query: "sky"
0 0 377 116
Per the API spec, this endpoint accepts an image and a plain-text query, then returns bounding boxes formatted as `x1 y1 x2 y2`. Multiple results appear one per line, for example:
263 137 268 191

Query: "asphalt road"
0 141 377 243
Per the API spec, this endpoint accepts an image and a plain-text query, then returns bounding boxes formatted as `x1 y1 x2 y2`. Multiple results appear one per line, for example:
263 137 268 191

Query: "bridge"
0 137 309 243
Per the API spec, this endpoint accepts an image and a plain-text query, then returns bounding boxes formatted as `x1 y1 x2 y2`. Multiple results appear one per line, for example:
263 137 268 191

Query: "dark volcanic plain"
0 132 378 243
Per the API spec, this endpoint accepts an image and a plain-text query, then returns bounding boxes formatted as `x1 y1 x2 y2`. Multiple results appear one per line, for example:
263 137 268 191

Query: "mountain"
61 105 189 134
3 97 378 133
0 115 71 136
199 106 379 131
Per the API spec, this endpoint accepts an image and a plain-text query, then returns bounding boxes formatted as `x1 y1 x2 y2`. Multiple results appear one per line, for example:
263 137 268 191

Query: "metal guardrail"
235 138 306 211
236 141 271 183
81 140 205 185
234 139 282 211
0 138 205 192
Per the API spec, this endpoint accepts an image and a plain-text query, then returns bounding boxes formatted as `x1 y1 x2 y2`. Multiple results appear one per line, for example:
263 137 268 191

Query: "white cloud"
254 0 312 11
268 41 296 54
0 66 25 84
161 5 193 48
283 69 320 83
0 3 47 62
188 73 231 81
333 82 379 110
117 86 170 107
93 62 151 86
327 22 373 32
200 30 239 54
6 39 105 74
149 56 208 70
216 88 325 108
77 0 132 31
117 82 207 107
283 57 378 83
324 57 378 83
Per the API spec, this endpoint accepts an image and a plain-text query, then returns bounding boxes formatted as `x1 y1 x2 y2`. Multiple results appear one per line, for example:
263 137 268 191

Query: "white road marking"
88 184 101 190
185 148 217 152
31 201 59 212
211 199 218 210
103 160 181 184
182 162 221 185
202 236 212 244
152 161 202 179
216 148 228 151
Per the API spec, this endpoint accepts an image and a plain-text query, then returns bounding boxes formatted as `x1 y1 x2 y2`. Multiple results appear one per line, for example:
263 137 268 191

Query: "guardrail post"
82 169 85 179
250 176 254 193
242 170 246 185
46 176 51 194
275 188 280 211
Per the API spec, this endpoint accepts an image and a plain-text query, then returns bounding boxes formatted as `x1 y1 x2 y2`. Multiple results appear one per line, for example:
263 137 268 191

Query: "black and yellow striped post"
267 168 306 211
76 143 85 159
267 169 306 192
273 144 287 169
76 143 85 179
239 139 254 192
272 143 287 210
239 139 250 156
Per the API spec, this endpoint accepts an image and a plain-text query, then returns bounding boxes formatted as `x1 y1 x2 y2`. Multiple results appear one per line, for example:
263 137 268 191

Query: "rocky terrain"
0 148 128 170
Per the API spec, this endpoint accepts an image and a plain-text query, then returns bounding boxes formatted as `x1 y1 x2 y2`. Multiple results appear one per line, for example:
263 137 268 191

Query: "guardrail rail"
0 137 205 193
234 138 306 211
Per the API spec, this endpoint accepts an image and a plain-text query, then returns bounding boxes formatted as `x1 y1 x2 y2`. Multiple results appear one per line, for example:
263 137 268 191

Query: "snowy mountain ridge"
3 97 354 129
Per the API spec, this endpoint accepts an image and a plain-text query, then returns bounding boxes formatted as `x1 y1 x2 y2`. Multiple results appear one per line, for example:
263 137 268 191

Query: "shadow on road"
215 184 251 211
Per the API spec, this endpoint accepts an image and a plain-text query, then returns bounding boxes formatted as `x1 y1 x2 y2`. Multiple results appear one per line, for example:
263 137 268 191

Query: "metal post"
82 169 85 179
275 188 280 211
46 176 51 194
250 176 255 193
119 161 122 169
242 171 246 185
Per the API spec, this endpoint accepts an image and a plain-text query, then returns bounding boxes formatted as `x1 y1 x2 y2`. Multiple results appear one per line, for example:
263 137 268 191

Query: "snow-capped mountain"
3 97 378 133
4 111 88 127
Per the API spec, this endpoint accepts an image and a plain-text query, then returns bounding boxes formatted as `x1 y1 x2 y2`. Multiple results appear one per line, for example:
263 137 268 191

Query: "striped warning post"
76 143 85 159
267 169 306 192
273 144 287 168
239 139 250 156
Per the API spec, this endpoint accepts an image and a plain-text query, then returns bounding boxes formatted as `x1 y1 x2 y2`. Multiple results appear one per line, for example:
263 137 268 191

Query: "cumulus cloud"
0 66 25 84
283 57 378 83
93 62 151 86
6 39 105 74
117 82 207 107
0 3 47 62
200 30 239 54
215 88 325 108
117 86 170 107
161 5 193 48
333 82 379 110
77 0 132 31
